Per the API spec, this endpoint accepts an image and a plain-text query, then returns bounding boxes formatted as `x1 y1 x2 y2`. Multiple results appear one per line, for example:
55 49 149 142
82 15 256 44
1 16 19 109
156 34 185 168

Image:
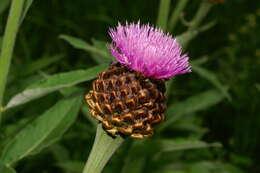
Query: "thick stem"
0 0 25 119
83 124 124 173
156 0 171 31
168 0 189 32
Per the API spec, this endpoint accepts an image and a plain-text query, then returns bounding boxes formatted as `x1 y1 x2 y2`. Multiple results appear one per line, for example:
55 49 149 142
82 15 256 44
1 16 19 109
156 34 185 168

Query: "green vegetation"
0 0 259 172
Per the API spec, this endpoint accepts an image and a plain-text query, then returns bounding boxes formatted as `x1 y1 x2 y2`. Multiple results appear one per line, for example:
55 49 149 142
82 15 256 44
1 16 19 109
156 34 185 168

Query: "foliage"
0 0 259 173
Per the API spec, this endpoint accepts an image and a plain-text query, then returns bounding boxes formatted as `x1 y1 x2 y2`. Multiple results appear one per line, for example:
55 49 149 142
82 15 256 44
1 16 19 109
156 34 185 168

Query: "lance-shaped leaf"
158 89 226 131
192 63 231 100
158 139 222 152
5 64 106 109
60 35 113 63
0 94 82 165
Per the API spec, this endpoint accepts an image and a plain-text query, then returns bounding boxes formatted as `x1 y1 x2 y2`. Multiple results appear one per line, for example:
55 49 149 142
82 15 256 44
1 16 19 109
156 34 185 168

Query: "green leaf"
256 83 260 91
121 157 145 173
0 94 82 165
49 144 70 162
0 0 10 15
190 162 231 173
0 36 2 53
31 93 83 155
191 63 231 100
90 39 114 64
5 64 106 109
10 54 64 80
81 105 98 126
20 0 34 23
158 140 222 152
120 140 151 173
159 89 226 131
0 162 16 173
156 0 171 31
57 161 84 173
222 163 245 173
60 34 112 63
166 79 174 98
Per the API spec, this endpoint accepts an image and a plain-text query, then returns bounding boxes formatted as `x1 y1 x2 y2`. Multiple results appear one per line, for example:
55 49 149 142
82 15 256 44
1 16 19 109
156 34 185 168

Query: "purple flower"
109 22 191 79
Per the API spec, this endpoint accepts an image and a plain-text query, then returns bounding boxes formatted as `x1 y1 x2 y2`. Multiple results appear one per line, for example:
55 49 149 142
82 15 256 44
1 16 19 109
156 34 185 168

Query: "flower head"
109 22 191 79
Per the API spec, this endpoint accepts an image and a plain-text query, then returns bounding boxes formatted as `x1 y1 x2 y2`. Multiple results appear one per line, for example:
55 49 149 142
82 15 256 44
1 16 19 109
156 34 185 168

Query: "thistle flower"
85 22 191 139
109 22 191 79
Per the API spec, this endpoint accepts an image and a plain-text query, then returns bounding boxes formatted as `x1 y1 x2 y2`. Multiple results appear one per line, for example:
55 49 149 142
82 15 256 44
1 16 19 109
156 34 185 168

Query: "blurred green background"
0 0 260 173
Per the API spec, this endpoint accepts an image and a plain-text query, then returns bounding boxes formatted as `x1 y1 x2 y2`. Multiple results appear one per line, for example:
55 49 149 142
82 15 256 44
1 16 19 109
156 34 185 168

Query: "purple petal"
109 22 191 79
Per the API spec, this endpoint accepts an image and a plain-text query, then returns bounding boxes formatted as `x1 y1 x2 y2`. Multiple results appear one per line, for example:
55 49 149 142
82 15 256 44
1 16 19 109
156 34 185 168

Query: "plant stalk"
189 0 213 30
83 124 124 173
177 0 213 48
168 0 189 32
0 0 25 118
156 0 171 31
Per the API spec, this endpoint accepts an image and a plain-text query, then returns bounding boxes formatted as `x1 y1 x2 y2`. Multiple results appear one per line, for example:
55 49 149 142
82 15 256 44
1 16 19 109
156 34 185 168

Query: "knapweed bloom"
85 22 191 139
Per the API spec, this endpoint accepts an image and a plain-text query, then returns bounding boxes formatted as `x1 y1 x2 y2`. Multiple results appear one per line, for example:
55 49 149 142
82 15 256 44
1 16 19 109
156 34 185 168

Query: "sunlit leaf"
0 94 82 165
159 89 226 131
5 64 106 109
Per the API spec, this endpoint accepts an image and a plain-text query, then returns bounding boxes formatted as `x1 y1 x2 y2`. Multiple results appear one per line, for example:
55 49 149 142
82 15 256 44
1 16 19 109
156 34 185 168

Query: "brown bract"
85 63 166 139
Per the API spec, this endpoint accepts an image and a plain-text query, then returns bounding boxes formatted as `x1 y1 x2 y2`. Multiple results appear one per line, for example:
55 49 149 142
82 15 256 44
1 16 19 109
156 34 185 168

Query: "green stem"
189 0 213 30
168 0 189 32
177 0 213 48
156 0 171 31
83 124 124 173
0 0 25 118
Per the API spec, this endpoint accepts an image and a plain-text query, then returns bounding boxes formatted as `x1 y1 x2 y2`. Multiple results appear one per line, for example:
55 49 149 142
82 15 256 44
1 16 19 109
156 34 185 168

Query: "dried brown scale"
85 62 167 139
